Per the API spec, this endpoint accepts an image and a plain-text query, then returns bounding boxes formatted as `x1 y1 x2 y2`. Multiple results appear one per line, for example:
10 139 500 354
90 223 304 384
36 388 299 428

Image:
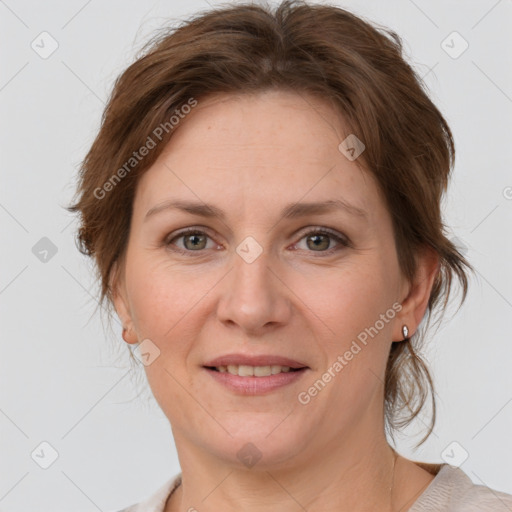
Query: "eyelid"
294 226 349 245
291 226 350 254
164 226 220 252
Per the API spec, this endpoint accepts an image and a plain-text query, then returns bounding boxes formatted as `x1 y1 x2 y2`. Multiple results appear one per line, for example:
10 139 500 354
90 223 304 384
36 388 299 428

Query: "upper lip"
204 354 309 369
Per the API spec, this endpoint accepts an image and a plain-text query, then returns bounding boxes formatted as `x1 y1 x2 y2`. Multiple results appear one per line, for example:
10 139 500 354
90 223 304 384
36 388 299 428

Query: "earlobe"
121 325 138 344
395 246 440 342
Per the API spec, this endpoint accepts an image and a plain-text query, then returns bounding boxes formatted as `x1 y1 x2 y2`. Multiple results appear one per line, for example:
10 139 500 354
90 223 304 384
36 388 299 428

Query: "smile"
207 364 302 377
203 366 308 395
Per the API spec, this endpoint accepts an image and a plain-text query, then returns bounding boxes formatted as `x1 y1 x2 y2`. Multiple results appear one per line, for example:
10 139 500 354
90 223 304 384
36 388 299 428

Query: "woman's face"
113 90 417 468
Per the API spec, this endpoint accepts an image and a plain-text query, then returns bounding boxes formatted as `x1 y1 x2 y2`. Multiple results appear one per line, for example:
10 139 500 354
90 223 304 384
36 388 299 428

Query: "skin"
112 90 440 512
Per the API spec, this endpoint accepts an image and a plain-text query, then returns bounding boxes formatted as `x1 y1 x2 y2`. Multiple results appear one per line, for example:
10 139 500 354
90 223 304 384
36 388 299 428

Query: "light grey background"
1 0 511 510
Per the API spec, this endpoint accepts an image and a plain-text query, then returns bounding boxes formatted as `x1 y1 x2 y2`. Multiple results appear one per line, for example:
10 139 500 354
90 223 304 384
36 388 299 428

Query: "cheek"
125 254 207 339
302 259 397 412
302 265 395 424
305 260 395 345
125 257 205 420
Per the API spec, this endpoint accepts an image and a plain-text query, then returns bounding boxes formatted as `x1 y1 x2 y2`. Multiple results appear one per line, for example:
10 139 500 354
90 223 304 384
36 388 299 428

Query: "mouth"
203 364 306 377
201 354 310 394
202 358 310 395
203 353 309 372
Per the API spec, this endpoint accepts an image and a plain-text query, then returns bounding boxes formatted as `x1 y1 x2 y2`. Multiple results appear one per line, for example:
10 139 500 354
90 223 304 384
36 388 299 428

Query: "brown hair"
67 0 473 445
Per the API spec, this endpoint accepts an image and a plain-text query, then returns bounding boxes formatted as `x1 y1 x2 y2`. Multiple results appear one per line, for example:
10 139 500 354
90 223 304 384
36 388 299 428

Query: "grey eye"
181 233 208 250
305 233 331 251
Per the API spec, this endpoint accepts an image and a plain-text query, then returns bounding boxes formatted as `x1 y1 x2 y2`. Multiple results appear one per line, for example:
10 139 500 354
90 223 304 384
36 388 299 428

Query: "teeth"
216 365 294 377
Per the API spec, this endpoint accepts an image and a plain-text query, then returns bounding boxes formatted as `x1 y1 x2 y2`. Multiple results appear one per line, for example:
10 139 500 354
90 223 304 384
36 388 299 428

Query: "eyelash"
164 226 350 256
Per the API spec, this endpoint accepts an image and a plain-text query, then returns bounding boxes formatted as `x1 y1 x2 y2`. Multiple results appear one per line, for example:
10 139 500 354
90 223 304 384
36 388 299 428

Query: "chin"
201 418 310 470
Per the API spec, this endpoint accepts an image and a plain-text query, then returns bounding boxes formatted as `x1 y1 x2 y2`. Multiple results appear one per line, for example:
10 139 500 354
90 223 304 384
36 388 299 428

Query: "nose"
216 248 292 336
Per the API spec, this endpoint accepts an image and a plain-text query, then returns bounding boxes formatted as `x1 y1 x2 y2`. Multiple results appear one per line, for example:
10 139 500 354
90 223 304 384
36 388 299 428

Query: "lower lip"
203 367 308 395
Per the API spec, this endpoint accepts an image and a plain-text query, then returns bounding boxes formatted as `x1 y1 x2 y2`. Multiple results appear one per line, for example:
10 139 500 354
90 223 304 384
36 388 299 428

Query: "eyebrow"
144 198 368 223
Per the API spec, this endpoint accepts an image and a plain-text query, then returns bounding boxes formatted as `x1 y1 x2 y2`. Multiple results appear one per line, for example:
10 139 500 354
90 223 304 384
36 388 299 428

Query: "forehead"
133 90 382 224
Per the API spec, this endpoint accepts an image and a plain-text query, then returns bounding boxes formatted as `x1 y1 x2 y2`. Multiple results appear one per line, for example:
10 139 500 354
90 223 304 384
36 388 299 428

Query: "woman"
68 1 512 510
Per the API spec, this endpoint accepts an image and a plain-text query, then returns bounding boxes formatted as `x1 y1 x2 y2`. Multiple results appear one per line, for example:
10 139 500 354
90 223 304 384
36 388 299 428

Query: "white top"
114 464 512 511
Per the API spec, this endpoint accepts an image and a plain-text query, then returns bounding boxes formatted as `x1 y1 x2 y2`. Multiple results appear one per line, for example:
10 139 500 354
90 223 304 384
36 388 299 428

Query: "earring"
402 325 409 340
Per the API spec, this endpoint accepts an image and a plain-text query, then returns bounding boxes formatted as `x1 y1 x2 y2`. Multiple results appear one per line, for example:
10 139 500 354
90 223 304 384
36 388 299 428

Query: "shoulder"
410 464 512 512
110 473 182 512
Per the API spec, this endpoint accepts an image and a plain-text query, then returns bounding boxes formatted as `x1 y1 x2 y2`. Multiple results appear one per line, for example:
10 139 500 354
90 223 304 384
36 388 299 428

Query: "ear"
110 261 138 345
394 245 440 341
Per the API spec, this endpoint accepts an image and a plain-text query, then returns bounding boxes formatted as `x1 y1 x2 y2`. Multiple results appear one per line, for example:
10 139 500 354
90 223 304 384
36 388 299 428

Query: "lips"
203 353 309 369
203 355 309 395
